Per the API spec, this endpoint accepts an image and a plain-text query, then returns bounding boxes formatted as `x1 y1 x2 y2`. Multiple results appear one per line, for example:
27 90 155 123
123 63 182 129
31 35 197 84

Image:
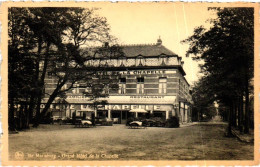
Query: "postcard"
0 2 259 166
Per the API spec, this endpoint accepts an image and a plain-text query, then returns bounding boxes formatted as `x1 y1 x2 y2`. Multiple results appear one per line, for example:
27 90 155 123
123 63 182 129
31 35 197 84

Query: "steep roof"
80 38 177 58
120 44 177 57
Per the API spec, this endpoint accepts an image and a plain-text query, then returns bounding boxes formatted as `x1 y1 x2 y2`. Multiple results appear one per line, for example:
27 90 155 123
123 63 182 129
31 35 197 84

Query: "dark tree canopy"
183 8 254 133
8 7 121 129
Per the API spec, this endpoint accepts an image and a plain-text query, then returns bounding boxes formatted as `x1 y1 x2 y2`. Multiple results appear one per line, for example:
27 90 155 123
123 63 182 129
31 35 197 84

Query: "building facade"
42 38 192 124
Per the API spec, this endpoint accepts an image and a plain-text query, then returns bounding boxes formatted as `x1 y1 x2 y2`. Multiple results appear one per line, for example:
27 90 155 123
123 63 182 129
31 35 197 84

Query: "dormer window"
100 58 109 67
136 56 145 66
159 55 167 65
118 57 126 67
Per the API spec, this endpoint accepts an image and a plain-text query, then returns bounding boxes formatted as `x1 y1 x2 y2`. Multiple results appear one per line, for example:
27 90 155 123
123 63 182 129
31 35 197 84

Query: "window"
85 87 92 93
118 58 126 67
136 57 144 66
72 84 79 94
47 72 53 78
137 77 144 94
61 84 67 91
159 77 167 94
119 78 126 94
103 84 110 94
70 104 75 109
159 56 167 65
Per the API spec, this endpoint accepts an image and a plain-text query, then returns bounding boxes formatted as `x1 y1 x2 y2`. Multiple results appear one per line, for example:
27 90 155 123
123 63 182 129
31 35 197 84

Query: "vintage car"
74 119 94 128
128 121 147 129
95 117 113 126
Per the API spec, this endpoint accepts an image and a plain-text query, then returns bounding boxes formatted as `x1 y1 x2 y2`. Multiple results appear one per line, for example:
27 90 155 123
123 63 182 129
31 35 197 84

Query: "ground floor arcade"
41 102 192 124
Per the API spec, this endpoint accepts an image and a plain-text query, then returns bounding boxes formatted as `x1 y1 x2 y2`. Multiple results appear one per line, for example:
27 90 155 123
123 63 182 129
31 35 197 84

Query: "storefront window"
119 78 126 94
159 77 167 94
137 77 144 94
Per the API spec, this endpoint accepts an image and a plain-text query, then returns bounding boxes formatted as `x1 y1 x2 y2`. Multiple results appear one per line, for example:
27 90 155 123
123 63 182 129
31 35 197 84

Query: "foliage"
183 8 254 133
191 77 217 121
8 7 121 129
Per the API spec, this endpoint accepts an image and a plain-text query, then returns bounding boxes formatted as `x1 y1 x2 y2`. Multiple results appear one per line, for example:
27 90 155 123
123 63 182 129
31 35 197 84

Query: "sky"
85 3 216 85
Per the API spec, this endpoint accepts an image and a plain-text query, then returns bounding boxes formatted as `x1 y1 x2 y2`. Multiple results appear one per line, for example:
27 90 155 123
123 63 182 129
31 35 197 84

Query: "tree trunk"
239 95 244 133
244 82 250 134
230 102 234 126
237 97 241 129
233 101 237 127
21 104 26 129
28 91 37 123
18 104 24 130
227 105 232 136
8 96 16 131
33 79 66 127
33 38 43 126
35 42 50 123
22 102 30 129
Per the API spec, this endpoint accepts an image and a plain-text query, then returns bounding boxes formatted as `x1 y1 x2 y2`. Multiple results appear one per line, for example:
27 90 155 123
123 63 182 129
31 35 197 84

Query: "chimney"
156 36 162 45
104 42 109 48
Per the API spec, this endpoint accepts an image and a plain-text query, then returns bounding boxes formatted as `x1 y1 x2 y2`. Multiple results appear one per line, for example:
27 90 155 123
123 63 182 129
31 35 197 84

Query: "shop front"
96 104 173 124
110 110 133 124
61 95 178 124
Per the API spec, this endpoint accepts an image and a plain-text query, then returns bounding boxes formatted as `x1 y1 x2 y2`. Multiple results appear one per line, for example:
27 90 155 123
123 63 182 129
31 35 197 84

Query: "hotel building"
42 38 193 124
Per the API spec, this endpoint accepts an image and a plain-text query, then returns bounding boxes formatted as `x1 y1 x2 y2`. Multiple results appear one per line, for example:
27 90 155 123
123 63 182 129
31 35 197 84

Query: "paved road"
9 122 253 160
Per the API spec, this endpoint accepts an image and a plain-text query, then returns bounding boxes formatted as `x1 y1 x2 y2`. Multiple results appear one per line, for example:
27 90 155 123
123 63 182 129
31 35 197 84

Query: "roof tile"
121 44 176 57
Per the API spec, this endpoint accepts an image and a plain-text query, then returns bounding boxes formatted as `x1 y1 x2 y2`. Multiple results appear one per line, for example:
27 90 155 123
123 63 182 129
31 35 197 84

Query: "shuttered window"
159 77 167 94
119 78 126 94
137 77 144 94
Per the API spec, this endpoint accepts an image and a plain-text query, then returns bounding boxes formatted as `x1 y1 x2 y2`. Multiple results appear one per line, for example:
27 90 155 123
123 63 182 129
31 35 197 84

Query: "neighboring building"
42 38 192 124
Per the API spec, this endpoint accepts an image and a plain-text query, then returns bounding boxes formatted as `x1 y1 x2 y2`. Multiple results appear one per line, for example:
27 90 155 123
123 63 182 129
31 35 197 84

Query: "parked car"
128 121 146 129
143 119 156 127
52 116 66 121
95 117 113 126
150 117 166 127
62 117 73 124
72 116 83 125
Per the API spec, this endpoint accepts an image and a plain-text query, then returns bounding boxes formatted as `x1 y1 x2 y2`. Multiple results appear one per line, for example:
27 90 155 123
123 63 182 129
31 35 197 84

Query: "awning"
129 109 147 113
104 95 176 104
66 99 91 104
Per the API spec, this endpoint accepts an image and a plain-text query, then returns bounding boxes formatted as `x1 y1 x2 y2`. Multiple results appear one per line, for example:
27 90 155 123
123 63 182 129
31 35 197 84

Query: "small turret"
156 36 162 45
104 42 109 48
